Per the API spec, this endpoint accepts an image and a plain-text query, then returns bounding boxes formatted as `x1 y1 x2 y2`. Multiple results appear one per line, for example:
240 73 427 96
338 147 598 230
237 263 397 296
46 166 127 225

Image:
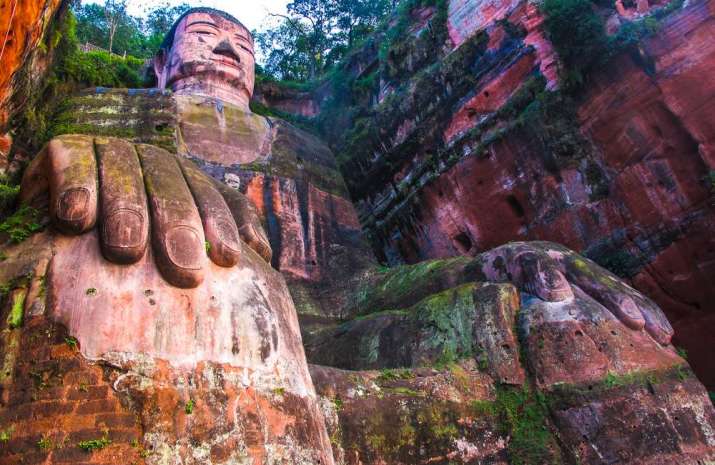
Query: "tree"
74 3 107 48
144 2 191 36
541 0 608 89
257 0 391 81
335 0 390 48
103 0 128 56
73 1 189 58
142 2 191 55
257 19 316 81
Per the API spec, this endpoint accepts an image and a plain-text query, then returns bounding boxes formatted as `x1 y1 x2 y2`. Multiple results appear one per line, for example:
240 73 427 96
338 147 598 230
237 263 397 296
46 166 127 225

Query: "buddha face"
154 11 255 108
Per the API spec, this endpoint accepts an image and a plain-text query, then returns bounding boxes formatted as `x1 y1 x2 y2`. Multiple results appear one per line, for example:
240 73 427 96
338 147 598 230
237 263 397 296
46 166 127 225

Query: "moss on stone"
351 309 410 322
309 280 491 369
7 289 26 329
50 89 177 153
354 397 466 459
352 256 471 316
375 368 414 384
412 284 476 365
0 206 44 243
496 384 561 465
547 365 692 410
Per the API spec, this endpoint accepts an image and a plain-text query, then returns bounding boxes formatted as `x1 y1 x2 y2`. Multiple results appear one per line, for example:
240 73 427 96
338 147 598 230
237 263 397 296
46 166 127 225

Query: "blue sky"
82 0 289 31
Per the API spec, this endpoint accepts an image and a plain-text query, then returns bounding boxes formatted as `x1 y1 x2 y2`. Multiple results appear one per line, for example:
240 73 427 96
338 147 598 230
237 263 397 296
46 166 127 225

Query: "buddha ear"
153 49 168 89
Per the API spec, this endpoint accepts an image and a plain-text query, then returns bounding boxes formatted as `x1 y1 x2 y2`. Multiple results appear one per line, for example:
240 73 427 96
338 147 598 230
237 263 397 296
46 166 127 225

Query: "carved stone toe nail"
165 225 203 270
616 297 645 330
541 268 573 301
104 209 144 247
216 219 241 252
58 187 90 222
646 322 672 345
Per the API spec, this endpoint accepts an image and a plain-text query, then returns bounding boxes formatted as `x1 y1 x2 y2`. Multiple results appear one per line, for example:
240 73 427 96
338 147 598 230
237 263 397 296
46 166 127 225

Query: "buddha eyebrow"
187 21 219 29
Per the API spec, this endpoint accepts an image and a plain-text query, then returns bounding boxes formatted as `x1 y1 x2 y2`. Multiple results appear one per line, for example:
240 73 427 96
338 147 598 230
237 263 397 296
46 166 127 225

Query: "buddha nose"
213 39 241 63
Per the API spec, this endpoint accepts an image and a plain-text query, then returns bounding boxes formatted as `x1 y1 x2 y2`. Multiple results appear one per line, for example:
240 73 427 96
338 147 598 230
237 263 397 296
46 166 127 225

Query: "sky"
82 0 289 32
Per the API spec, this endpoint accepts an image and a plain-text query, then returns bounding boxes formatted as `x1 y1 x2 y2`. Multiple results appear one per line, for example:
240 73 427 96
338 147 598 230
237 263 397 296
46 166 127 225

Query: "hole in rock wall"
453 231 473 253
506 195 525 218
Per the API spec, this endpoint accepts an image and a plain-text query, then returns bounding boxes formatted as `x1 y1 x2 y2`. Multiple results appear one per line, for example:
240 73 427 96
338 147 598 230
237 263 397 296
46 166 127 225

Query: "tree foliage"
541 0 608 90
13 10 148 153
256 0 392 81
73 1 190 58
541 0 683 91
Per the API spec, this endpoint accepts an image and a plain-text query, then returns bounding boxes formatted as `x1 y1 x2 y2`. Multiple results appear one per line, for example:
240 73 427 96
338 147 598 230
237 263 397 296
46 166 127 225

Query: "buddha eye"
191 29 216 36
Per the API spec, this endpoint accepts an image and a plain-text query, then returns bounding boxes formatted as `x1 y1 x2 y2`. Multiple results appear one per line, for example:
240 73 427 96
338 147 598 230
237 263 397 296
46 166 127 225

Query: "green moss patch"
7 290 26 329
0 206 44 243
547 366 693 410
497 385 561 465
78 435 111 452
352 256 471 316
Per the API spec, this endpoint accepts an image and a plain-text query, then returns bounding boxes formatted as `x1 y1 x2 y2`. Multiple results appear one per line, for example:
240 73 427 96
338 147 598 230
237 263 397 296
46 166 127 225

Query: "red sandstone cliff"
0 0 64 160
270 0 715 388
0 1 714 464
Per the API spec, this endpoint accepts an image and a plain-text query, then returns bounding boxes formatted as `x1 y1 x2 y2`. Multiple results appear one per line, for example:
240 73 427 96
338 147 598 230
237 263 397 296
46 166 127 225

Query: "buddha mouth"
168 61 248 90
211 52 241 70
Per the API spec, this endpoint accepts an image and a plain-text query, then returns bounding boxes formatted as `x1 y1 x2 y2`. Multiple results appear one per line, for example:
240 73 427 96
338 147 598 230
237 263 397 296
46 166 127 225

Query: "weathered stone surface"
447 0 522 48
309 363 715 465
175 98 376 317
0 225 335 464
310 363 513 465
53 88 178 152
4 109 338 462
254 81 320 118
305 282 525 386
548 371 715 465
521 292 682 388
3 3 715 465
0 0 63 132
153 10 256 110
301 242 714 464
0 310 146 464
292 0 715 387
176 94 273 166
577 0 715 386
52 89 376 318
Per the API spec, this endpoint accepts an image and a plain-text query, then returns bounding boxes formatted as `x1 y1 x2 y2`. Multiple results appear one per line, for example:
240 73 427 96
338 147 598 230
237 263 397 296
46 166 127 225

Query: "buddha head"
153 8 255 109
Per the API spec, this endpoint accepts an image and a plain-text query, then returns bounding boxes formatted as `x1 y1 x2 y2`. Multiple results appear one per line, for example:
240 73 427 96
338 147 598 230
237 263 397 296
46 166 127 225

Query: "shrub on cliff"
543 0 684 91
64 51 145 89
58 12 147 89
13 10 147 152
541 0 609 90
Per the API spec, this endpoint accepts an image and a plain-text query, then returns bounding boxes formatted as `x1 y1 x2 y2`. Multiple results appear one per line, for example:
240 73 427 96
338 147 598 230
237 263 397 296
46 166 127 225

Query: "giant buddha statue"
1 7 711 465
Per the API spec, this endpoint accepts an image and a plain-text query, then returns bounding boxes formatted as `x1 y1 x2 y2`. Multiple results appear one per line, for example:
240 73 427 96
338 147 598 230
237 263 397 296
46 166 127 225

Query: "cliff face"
272 0 715 387
0 0 64 162
1 1 715 464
